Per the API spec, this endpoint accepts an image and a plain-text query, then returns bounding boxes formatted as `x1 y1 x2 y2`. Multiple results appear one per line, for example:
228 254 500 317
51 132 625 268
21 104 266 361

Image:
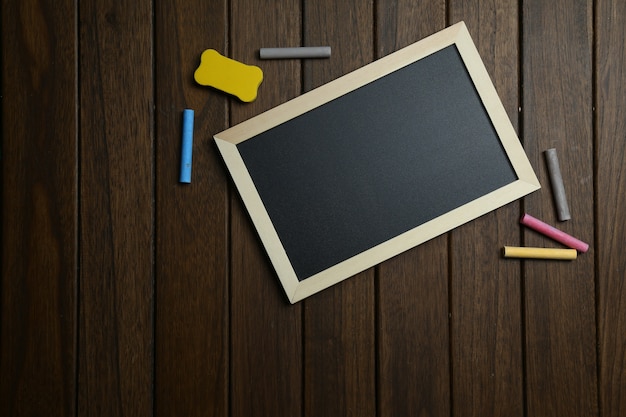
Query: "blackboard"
215 22 540 303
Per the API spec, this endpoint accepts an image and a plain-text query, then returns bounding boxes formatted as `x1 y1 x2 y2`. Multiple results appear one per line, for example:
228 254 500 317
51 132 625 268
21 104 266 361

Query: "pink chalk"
520 213 589 253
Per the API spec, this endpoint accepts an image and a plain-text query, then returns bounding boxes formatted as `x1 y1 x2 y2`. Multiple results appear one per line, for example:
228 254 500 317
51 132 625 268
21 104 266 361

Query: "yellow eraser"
194 49 263 102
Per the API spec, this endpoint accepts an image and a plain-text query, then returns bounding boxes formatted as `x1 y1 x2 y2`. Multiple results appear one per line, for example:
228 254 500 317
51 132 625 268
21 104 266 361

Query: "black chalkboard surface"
215 22 540 303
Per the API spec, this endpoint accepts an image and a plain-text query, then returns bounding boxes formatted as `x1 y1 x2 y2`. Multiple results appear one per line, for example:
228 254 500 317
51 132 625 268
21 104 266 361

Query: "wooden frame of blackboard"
214 21 540 304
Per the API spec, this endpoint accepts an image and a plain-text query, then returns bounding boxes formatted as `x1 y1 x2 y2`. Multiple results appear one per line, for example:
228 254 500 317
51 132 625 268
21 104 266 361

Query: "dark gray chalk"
544 148 571 221
259 46 331 59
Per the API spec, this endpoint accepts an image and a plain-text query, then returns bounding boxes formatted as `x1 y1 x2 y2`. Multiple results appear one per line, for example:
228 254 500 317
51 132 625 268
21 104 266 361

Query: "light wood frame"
214 22 540 303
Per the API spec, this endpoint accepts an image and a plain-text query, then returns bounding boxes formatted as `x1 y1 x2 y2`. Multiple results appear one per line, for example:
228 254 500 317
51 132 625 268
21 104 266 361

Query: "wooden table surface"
2 0 625 416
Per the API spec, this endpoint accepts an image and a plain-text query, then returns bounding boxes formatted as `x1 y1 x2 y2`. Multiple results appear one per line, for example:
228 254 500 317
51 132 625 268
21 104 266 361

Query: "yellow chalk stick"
194 49 263 102
502 246 577 260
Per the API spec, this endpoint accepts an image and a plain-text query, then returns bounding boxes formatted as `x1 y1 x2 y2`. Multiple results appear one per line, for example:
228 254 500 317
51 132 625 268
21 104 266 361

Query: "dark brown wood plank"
375 4 451 417
228 1 303 416
303 283 375 417
522 1 598 416
78 1 154 415
447 4 524 417
302 4 376 416
154 1 229 416
0 1 77 416
596 1 626 416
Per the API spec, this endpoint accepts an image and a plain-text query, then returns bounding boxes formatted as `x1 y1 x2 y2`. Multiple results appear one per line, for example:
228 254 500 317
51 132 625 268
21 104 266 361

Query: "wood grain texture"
522 1 598 416
375 3 451 417
303 282 375 417
596 1 626 416
154 1 229 416
0 1 77 416
4 1 626 416
78 0 154 415
228 1 303 416
448 3 524 417
302 2 376 415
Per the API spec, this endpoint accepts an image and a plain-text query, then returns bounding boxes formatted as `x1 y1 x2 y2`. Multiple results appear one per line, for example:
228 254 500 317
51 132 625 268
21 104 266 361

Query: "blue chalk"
179 109 194 183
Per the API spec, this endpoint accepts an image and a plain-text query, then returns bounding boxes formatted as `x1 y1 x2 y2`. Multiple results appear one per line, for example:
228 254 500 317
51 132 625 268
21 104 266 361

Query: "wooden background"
1 0 624 416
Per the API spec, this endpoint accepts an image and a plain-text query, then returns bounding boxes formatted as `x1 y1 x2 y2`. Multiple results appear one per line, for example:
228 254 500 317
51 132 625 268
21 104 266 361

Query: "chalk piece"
259 46 331 59
544 148 571 221
520 213 589 252
503 246 577 260
194 49 263 102
179 109 194 183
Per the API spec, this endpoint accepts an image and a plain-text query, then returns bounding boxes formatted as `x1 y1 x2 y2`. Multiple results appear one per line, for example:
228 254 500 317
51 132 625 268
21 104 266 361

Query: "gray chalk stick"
544 148 571 221
259 46 331 59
